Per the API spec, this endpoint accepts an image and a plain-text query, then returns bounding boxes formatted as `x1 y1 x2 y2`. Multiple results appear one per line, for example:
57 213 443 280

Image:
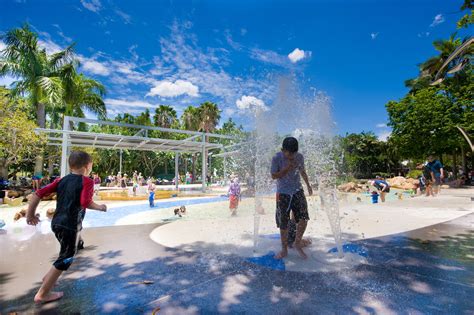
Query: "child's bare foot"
274 250 288 259
34 291 64 304
294 243 308 259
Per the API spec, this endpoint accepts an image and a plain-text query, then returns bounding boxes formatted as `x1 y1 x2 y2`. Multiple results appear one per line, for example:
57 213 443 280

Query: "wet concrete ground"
1 213 473 314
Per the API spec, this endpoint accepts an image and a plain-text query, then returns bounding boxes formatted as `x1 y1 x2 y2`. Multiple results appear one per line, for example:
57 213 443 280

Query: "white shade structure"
36 116 241 192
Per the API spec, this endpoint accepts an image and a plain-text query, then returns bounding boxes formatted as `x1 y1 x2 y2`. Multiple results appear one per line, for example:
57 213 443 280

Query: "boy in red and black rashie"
26 151 107 304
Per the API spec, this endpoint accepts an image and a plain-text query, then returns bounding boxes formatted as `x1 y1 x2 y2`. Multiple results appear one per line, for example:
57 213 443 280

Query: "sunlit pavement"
1 212 473 314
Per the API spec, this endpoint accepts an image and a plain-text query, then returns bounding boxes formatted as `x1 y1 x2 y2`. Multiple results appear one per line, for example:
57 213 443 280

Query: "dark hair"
68 151 92 170
282 137 298 153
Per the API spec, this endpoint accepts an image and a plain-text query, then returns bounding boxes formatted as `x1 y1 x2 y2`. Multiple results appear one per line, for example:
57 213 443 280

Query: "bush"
406 170 422 179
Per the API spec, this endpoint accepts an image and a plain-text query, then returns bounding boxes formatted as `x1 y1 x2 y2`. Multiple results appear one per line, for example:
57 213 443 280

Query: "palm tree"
197 101 220 184
198 101 221 133
0 24 75 174
63 72 107 123
154 105 177 128
406 34 462 92
181 106 201 182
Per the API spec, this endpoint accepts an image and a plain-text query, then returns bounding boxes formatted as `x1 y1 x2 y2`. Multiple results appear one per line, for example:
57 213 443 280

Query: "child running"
271 137 313 259
26 151 107 304
228 176 241 216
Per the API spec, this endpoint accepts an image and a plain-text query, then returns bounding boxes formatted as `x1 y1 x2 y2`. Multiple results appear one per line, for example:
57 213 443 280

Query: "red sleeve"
35 178 60 198
80 176 94 208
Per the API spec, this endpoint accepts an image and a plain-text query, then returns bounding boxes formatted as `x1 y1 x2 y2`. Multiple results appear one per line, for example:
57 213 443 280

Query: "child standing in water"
271 137 313 260
147 180 155 207
228 176 241 216
26 151 107 304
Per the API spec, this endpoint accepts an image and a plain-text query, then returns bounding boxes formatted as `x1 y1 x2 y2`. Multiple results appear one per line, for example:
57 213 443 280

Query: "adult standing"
427 155 444 195
369 179 390 202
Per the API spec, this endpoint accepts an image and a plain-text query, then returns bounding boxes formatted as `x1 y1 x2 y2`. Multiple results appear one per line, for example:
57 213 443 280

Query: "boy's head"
281 137 299 159
427 155 435 162
69 151 93 175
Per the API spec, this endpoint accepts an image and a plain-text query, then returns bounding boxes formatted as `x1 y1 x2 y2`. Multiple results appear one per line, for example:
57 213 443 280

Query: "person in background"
147 180 155 207
92 173 101 196
228 176 241 216
369 179 390 202
427 155 444 195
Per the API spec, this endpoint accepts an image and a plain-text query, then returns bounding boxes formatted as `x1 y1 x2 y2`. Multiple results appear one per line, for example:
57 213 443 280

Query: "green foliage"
406 169 422 179
0 87 46 177
339 132 397 179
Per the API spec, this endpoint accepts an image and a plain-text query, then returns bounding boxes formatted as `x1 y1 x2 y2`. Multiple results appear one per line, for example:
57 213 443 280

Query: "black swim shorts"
52 225 78 271
275 190 309 230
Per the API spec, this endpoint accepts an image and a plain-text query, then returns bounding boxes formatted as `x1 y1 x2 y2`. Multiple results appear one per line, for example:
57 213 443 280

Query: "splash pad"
150 76 357 272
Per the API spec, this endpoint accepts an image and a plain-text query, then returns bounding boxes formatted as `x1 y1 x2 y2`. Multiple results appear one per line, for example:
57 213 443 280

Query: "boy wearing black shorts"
271 137 313 259
26 151 107 304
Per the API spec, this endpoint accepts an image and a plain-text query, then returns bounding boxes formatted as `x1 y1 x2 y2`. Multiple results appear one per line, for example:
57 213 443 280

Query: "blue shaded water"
83 196 227 228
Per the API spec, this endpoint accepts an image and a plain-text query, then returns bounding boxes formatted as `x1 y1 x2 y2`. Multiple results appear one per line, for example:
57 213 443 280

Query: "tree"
340 132 390 178
0 87 46 177
0 24 75 174
154 105 177 129
457 0 473 29
386 87 469 160
405 34 462 92
63 72 107 122
181 106 201 182
197 101 221 183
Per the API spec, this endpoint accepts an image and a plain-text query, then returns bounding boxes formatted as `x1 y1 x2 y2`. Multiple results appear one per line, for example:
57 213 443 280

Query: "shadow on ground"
1 215 474 314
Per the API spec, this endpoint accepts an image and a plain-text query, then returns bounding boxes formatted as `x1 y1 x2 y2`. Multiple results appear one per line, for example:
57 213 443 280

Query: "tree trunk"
461 146 467 175
0 158 8 178
34 102 46 175
184 157 188 174
453 150 458 179
47 154 55 176
164 159 168 175
192 154 196 183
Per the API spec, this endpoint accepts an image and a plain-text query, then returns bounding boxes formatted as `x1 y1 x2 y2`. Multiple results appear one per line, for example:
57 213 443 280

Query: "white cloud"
81 0 101 12
236 95 268 112
79 57 110 76
250 48 288 66
376 123 387 128
288 48 310 63
105 98 157 108
147 80 199 98
240 28 247 36
38 36 63 54
378 130 391 142
0 42 6 51
430 14 445 27
370 32 379 40
417 31 430 38
115 9 131 24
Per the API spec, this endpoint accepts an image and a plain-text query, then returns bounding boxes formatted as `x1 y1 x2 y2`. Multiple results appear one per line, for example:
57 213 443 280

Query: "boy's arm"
81 177 107 212
300 169 313 195
26 194 41 225
27 178 61 225
87 201 107 212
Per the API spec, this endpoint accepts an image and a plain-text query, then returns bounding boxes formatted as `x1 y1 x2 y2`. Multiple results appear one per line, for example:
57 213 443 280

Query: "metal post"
223 156 227 185
175 153 179 191
119 149 123 173
60 116 70 177
202 134 206 192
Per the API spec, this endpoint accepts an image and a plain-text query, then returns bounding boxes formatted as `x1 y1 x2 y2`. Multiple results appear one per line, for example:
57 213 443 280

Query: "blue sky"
0 0 470 139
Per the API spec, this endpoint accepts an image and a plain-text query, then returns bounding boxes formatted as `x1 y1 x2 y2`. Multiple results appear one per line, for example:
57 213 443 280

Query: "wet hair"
68 151 92 170
282 137 298 153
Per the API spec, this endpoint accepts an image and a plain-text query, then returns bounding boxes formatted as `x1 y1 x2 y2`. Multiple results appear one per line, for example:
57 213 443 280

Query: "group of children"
26 137 316 305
